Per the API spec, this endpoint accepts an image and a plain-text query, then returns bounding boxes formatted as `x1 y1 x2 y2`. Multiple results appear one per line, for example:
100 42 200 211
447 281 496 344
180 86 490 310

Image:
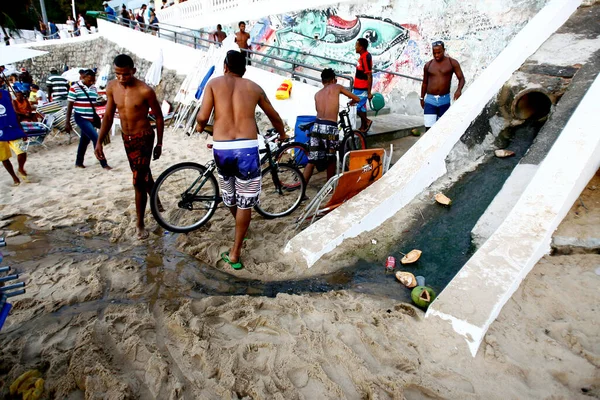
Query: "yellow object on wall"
276 79 293 100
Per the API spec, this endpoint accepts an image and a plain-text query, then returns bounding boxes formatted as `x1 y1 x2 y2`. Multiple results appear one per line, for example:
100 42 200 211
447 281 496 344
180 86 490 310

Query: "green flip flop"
221 251 244 270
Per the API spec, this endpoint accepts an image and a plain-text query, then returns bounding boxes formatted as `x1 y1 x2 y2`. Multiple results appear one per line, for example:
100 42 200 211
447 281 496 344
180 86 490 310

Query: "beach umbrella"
0 47 48 66
61 68 84 83
145 49 163 87
97 64 111 89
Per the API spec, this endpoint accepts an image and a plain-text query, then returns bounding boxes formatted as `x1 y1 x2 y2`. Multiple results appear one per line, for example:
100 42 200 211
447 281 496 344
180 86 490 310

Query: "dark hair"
321 68 335 83
83 69 96 77
114 54 135 69
141 4 147 7
432 40 445 49
238 21 245 27
50 68 59 74
31 84 39 90
217 24 222 29
225 50 246 76
357 38 368 50
79 69 85 74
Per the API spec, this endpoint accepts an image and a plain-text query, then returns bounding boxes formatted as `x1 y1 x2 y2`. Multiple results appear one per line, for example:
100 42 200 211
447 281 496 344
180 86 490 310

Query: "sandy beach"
0 130 598 399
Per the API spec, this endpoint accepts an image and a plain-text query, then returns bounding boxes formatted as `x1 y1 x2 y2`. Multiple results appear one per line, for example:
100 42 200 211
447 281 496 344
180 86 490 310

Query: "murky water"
1 122 540 307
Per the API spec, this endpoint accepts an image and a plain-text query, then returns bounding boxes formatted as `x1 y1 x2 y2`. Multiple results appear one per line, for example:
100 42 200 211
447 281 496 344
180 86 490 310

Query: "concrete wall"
428 73 600 356
284 0 582 268
15 34 185 104
204 0 551 114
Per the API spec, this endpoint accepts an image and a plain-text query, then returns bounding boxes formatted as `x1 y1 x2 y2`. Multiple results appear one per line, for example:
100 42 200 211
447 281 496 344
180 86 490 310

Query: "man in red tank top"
352 38 373 133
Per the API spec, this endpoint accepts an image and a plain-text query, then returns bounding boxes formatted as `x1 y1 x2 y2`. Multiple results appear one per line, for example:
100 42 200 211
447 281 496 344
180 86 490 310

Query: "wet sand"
0 130 598 398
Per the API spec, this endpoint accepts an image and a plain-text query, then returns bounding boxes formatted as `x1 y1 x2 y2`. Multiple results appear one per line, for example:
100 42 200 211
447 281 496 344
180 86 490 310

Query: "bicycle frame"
181 129 285 207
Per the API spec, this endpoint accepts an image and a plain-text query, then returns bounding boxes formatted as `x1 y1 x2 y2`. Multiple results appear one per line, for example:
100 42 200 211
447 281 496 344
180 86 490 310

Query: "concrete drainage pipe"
511 89 553 121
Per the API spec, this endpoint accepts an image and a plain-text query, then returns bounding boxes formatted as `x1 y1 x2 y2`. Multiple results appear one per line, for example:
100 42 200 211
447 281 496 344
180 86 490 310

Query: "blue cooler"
293 115 316 165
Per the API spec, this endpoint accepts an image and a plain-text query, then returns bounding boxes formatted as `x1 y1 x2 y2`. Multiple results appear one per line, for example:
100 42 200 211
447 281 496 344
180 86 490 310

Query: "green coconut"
411 286 437 309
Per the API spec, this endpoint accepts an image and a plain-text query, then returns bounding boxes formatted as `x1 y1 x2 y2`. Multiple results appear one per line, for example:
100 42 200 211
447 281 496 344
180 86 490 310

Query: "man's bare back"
315 83 359 122
235 31 250 50
214 31 227 43
201 75 270 141
106 77 155 134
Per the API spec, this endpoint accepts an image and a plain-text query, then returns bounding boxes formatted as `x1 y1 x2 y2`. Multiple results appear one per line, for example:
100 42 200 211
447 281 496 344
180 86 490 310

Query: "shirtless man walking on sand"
195 50 286 270
304 68 359 186
421 40 465 131
95 54 164 239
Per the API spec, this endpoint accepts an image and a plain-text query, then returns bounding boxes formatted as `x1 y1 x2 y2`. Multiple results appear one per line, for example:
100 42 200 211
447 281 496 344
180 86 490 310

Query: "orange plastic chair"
296 148 387 226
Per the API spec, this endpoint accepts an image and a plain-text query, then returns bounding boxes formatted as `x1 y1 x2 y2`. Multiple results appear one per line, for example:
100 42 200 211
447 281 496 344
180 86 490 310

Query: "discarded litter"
434 193 452 206
395 271 417 288
411 286 436 308
416 275 426 287
384 256 396 272
399 249 422 264
494 149 515 158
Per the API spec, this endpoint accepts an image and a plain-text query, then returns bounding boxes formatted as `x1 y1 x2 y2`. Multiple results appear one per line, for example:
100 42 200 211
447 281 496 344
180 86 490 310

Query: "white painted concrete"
471 164 539 248
284 0 582 268
98 21 318 127
97 19 203 75
427 74 600 357
156 0 354 29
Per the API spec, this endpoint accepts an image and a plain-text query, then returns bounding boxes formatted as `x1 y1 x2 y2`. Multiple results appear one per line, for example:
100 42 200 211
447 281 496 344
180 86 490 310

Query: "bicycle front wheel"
150 162 219 233
275 142 309 171
255 163 306 219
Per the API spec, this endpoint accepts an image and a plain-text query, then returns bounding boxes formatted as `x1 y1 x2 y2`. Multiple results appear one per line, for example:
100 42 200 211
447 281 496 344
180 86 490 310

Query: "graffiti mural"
247 9 424 94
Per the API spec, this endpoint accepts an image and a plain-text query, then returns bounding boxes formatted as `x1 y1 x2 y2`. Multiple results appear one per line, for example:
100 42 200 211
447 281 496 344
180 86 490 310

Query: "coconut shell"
395 271 417 288
411 286 437 308
495 149 515 158
400 249 422 264
435 193 452 205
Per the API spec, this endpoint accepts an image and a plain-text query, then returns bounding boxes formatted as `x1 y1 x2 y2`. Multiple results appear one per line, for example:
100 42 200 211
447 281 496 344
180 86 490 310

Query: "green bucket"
369 92 385 115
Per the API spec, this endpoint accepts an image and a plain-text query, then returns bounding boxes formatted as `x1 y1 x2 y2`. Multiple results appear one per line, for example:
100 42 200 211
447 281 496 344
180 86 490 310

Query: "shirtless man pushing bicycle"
95 54 164 240
196 50 286 270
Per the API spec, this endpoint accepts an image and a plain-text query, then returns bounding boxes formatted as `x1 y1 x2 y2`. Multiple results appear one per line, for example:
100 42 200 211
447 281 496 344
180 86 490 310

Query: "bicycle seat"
298 122 314 132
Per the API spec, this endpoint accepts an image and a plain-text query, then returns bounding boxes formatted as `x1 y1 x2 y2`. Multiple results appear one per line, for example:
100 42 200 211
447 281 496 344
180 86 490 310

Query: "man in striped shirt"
65 69 112 170
46 69 70 102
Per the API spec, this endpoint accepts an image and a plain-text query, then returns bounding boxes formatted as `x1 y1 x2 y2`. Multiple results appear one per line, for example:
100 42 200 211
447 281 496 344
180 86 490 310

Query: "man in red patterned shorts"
95 54 164 239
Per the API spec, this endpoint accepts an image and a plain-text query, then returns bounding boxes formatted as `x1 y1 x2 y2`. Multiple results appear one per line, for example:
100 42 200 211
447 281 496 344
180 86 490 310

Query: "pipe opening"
513 90 552 121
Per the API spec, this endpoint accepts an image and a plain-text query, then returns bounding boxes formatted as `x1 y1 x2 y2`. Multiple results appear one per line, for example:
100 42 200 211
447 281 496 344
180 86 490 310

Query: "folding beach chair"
296 146 393 228
19 120 51 152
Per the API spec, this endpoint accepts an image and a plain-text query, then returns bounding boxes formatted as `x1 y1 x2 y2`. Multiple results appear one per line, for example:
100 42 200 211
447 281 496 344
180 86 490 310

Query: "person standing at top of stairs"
420 41 466 131
235 22 251 66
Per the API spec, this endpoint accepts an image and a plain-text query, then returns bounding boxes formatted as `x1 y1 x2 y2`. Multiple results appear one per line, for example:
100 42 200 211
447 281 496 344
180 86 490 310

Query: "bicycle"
150 128 306 233
275 103 367 171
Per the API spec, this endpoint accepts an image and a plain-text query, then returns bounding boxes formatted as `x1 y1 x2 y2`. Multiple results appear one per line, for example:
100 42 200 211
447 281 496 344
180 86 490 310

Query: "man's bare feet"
103 165 113 171
13 179 20 186
75 164 86 168
229 249 241 263
18 168 27 176
137 226 149 239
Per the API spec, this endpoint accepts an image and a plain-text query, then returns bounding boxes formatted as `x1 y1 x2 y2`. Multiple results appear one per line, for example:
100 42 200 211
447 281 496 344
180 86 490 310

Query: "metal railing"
94 12 418 87
253 41 422 82
95 13 219 50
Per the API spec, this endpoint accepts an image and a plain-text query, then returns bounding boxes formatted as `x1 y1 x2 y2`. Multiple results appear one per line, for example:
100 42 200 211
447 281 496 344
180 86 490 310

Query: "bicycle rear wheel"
150 162 219 233
255 163 306 218
275 142 309 172
341 130 367 156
